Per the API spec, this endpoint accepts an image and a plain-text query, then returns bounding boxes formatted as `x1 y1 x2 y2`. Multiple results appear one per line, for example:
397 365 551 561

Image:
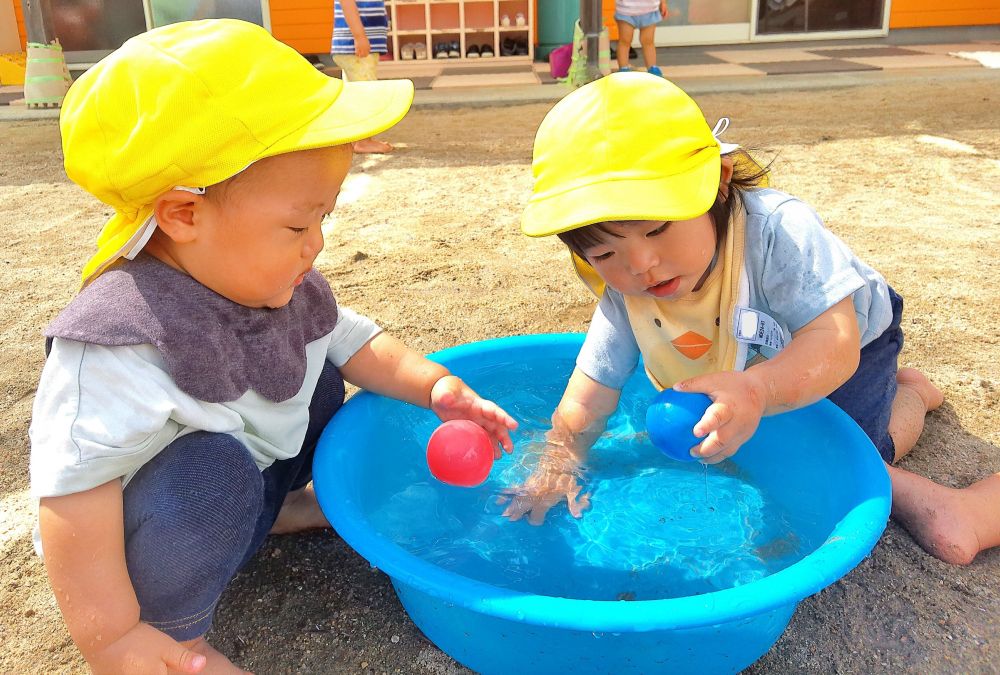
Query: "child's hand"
674 370 768 464
659 0 668 18
88 622 206 674
430 375 518 457
354 33 371 58
499 444 590 525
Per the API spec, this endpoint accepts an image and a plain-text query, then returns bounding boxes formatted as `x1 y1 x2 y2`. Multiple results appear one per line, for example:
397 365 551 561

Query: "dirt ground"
2 73 999 674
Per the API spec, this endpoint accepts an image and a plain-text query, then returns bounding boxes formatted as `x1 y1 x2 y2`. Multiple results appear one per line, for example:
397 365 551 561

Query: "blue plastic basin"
314 333 890 674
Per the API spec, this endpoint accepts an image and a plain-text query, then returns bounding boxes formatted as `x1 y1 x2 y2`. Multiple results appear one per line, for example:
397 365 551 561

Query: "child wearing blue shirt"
507 73 1000 568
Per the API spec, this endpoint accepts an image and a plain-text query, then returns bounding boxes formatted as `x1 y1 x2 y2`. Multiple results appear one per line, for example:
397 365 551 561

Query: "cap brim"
80 78 414 288
522 151 721 237
268 78 415 157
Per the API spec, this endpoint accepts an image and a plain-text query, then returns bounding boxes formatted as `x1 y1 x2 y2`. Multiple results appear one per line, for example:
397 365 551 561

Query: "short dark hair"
556 149 772 259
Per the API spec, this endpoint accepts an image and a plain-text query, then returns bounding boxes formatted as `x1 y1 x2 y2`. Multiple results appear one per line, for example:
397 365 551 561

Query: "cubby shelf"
383 0 533 67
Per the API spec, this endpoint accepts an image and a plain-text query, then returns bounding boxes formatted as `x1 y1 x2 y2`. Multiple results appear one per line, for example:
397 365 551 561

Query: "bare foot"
353 138 393 154
897 367 944 411
888 465 995 565
182 636 252 674
269 482 331 534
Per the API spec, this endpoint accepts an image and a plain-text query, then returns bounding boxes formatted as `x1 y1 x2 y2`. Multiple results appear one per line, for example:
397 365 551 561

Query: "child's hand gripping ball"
426 420 495 487
646 389 712 462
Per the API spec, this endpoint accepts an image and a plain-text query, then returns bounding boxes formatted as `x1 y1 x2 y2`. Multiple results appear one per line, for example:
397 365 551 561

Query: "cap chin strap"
712 117 740 155
123 185 206 261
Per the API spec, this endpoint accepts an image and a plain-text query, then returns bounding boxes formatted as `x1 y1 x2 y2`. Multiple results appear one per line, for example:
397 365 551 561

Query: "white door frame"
750 0 890 42
650 0 891 47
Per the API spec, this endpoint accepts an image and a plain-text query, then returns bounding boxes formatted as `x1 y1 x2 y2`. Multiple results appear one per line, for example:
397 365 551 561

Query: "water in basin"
362 360 821 601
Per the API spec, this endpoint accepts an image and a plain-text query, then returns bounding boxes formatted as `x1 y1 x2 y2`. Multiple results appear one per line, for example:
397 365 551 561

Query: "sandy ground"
2 73 999 673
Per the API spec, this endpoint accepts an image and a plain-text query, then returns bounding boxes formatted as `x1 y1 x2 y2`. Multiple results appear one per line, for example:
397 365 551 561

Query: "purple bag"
549 43 573 79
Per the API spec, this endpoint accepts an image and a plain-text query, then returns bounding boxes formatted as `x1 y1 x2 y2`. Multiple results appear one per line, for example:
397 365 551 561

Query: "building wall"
268 0 334 54
8 0 999 55
268 0 539 55
603 0 618 40
599 0 1000 34
889 0 1000 28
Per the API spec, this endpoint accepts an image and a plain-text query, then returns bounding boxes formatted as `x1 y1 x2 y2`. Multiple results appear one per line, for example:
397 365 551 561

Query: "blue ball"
645 389 712 462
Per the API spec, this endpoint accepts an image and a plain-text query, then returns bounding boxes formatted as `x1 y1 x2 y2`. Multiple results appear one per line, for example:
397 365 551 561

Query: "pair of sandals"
465 44 495 58
499 38 529 57
434 41 462 59
399 42 428 60
500 12 527 27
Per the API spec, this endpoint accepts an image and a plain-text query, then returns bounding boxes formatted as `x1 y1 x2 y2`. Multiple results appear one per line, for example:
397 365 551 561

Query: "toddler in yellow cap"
504 72 1000 569
29 19 516 673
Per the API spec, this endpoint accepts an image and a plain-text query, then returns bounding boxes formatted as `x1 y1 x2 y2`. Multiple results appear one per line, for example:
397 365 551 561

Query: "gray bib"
45 254 338 403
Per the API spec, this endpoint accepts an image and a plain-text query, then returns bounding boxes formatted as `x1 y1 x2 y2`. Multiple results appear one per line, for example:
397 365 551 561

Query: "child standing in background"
333 0 394 153
32 20 516 673
507 73 1000 568
615 0 668 76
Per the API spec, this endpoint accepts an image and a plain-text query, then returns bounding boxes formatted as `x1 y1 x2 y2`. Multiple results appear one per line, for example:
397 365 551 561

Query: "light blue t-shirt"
577 188 894 389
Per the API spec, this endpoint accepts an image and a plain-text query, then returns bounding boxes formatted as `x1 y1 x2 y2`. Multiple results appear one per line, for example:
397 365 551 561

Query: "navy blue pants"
122 362 345 641
827 288 904 464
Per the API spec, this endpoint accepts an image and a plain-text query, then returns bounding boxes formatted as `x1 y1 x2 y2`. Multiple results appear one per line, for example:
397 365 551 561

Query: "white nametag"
733 307 786 351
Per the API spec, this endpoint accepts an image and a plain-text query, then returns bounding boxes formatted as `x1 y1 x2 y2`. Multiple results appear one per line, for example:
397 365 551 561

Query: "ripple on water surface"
366 360 815 601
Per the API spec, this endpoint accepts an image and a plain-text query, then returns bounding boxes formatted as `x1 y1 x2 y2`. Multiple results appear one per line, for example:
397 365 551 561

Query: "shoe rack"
383 0 533 70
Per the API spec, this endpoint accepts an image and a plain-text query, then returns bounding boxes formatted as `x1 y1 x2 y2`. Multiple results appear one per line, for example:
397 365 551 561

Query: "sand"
1 75 998 673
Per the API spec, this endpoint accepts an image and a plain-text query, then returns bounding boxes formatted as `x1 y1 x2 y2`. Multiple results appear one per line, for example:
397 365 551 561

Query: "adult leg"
616 21 635 70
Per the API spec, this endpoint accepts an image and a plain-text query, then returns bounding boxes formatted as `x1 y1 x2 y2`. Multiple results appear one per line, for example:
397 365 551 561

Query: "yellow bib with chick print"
571 208 751 391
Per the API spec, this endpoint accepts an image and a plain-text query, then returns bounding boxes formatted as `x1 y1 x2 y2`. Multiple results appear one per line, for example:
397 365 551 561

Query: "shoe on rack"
400 43 415 60
480 43 495 58
413 42 428 60
500 38 517 56
647 64 663 77
514 40 528 56
448 40 461 58
466 44 480 58
434 42 450 59
500 13 511 27
515 12 526 26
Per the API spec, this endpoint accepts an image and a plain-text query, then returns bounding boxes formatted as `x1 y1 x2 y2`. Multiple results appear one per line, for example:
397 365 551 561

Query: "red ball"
426 420 495 487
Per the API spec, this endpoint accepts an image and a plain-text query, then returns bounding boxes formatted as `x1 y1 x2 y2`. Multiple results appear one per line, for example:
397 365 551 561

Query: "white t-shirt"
29 305 380 499
616 0 661 16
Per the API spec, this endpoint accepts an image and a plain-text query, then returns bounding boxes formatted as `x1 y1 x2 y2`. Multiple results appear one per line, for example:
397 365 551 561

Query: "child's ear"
718 155 735 200
153 189 204 244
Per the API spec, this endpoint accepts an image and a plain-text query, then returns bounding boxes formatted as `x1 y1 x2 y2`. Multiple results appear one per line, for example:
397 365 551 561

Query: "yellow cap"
61 19 415 286
522 73 724 238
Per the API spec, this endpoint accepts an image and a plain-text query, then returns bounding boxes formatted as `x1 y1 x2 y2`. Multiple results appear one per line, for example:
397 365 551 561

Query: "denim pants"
122 361 345 640
827 287 904 464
